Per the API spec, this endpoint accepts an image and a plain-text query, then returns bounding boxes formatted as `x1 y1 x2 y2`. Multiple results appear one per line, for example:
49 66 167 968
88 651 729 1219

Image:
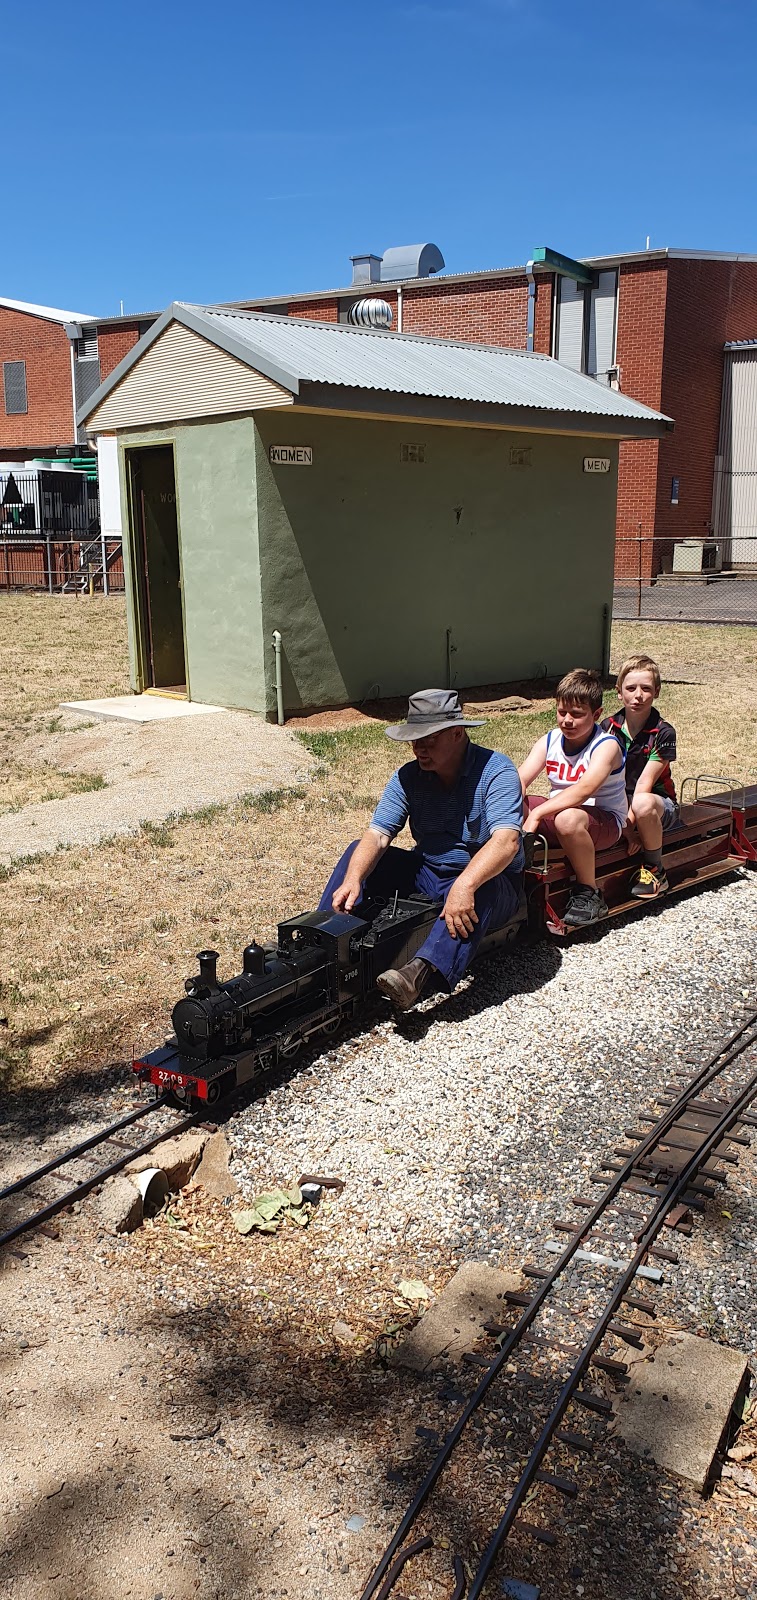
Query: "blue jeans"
319 842 522 991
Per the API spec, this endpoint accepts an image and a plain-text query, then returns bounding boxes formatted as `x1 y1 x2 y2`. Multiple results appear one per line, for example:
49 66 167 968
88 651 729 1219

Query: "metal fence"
613 534 757 624
0 469 124 594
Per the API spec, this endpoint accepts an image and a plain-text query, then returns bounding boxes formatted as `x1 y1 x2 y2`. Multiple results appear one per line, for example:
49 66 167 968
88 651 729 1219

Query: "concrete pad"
60 695 226 723
614 1332 750 1492
391 1261 520 1373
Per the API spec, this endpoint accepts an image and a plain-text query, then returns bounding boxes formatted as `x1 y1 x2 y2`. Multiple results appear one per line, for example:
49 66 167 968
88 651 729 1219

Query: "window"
3 360 28 415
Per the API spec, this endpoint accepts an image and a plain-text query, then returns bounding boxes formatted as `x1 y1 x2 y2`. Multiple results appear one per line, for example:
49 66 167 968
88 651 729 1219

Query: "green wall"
118 418 267 712
115 407 620 718
253 411 619 714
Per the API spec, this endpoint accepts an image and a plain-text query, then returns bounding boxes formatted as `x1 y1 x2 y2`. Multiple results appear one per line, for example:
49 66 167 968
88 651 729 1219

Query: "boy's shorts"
660 796 681 831
525 796 622 852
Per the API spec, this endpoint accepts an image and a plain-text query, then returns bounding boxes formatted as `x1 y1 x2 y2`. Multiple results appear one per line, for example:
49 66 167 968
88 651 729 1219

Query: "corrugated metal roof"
0 296 95 324
192 306 670 422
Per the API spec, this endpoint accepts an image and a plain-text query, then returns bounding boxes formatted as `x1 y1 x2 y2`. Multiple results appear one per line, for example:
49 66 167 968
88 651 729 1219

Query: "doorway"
126 445 187 693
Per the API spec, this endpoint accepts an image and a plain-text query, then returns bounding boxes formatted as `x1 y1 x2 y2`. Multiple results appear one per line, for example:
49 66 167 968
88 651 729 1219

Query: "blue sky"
7 0 757 316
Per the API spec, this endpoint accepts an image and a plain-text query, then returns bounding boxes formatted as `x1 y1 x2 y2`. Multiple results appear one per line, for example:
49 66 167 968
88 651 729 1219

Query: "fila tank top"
545 726 628 830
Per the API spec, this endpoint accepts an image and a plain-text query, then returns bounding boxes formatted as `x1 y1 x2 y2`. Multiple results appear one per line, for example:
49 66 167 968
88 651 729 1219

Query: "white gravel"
225 868 757 1358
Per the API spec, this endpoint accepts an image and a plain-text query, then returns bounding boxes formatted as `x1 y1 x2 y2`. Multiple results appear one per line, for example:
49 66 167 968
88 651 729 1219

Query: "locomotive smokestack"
197 950 220 988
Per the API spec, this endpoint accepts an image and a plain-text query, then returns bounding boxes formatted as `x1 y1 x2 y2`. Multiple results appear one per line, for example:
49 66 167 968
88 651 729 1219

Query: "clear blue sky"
7 0 757 316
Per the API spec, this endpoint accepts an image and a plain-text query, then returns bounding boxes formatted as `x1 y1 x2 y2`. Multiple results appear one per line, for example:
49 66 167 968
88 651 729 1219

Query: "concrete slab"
614 1332 750 1492
60 695 226 723
391 1261 520 1373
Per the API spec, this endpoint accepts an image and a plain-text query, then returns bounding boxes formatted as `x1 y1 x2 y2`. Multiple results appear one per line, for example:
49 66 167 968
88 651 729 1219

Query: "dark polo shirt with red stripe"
601 709 678 804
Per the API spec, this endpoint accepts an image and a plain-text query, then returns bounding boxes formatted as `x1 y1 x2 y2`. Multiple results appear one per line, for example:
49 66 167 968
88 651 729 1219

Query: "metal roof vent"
380 243 445 282
348 298 393 329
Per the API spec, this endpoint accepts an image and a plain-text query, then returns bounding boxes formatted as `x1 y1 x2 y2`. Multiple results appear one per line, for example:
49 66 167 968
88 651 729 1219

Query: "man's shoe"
631 864 669 900
376 957 432 1012
563 886 609 927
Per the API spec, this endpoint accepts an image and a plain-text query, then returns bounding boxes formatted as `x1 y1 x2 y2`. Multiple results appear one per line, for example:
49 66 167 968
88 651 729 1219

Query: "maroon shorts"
525 796 622 852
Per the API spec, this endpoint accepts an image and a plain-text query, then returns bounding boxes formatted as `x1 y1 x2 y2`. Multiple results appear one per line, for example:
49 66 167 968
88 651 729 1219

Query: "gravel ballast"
2 869 756 1600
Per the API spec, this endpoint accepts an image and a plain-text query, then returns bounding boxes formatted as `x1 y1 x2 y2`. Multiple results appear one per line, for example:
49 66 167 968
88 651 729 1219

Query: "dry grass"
0 593 129 812
1 603 756 1095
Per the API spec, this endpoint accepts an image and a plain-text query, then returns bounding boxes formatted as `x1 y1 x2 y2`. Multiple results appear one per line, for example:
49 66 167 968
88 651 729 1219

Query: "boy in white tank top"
518 668 627 926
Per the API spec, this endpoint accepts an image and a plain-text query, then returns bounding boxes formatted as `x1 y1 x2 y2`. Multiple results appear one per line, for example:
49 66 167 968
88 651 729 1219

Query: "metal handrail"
679 773 744 813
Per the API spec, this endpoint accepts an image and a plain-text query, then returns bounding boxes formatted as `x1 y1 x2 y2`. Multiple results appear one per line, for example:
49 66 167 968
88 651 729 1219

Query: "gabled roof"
80 301 672 437
0 295 95 325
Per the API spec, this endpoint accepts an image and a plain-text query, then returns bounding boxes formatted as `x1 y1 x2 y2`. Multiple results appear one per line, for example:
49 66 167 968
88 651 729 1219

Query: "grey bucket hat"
385 688 484 742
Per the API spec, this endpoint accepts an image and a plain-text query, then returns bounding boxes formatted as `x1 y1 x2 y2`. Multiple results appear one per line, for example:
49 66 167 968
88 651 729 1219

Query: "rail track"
0 1095 200 1251
360 1008 757 1600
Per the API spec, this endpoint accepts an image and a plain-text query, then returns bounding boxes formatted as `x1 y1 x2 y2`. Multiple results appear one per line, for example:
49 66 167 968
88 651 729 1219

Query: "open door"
127 445 187 693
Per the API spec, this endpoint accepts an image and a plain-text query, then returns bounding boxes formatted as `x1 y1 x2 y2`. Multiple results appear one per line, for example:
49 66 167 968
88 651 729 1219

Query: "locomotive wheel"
321 1016 341 1036
279 1036 302 1059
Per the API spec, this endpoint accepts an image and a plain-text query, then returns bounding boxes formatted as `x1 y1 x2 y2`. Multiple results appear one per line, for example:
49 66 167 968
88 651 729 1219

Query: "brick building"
90 243 757 579
8 242 756 576
0 296 100 461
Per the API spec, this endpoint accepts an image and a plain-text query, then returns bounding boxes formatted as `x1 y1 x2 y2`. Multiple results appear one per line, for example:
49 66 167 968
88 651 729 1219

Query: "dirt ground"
1 596 757 1599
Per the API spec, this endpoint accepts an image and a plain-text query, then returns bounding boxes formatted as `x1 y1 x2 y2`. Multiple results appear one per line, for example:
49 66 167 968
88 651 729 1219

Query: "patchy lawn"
1 597 755 1094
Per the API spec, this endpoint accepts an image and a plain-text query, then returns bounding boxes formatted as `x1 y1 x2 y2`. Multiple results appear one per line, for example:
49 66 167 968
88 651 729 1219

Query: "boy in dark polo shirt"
602 654 678 900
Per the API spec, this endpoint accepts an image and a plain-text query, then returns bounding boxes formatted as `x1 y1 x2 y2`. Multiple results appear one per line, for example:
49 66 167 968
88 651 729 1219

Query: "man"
319 689 524 1011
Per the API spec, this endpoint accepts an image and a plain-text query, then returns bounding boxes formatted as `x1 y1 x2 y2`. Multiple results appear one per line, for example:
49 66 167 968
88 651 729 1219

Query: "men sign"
269 445 313 466
583 457 611 474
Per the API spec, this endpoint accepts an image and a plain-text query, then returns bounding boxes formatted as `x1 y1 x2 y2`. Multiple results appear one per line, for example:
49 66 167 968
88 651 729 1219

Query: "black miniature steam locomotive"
134 893 526 1106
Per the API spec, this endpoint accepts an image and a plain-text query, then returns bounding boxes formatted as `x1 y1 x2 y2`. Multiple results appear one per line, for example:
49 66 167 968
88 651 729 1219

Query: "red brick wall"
287 298 338 323
0 307 74 451
533 277 554 354
98 323 143 380
613 262 668 578
655 258 757 545
401 276 529 346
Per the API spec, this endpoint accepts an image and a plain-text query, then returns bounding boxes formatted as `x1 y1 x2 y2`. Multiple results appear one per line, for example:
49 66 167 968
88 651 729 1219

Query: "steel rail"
359 1007 757 1600
0 1108 199 1251
0 1095 170 1203
467 1057 757 1597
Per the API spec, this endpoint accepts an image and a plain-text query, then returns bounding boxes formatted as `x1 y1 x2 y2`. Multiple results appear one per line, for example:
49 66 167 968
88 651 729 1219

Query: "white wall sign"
583 457 611 473
269 444 313 466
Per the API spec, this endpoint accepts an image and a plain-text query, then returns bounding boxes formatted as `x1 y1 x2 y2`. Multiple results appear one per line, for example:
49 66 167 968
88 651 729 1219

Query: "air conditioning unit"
672 538 722 574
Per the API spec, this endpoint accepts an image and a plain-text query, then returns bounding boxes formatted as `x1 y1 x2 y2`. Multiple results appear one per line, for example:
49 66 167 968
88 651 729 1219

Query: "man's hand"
441 878 479 940
332 876 362 913
523 807 546 835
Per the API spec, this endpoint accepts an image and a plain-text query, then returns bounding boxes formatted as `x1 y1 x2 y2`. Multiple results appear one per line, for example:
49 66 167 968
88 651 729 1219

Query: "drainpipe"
526 259 536 352
396 283 403 333
272 630 284 725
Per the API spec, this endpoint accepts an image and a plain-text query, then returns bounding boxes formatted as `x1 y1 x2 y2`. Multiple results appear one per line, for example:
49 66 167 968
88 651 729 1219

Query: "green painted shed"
80 303 671 718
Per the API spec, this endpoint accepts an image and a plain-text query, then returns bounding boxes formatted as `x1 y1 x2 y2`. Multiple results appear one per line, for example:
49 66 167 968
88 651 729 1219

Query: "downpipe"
272 629 285 725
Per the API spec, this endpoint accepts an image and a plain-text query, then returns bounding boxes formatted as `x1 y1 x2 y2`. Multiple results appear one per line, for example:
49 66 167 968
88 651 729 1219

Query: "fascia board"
296 384 673 439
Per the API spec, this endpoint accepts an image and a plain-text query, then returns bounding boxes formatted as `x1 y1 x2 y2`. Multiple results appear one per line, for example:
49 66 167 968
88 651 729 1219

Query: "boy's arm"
629 725 675 814
630 759 671 806
525 740 620 825
518 735 549 794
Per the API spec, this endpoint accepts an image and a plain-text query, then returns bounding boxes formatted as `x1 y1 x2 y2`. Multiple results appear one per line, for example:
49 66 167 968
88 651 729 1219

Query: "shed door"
127 445 186 691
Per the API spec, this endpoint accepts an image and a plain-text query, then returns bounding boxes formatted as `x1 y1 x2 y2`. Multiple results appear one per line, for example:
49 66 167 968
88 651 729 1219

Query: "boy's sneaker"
631 864 669 900
563 886 609 927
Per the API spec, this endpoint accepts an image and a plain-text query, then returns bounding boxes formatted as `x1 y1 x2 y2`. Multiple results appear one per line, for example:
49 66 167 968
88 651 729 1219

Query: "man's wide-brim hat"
385 688 484 742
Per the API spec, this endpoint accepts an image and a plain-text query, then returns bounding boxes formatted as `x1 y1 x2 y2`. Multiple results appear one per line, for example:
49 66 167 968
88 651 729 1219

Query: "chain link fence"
613 535 757 624
0 468 124 594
